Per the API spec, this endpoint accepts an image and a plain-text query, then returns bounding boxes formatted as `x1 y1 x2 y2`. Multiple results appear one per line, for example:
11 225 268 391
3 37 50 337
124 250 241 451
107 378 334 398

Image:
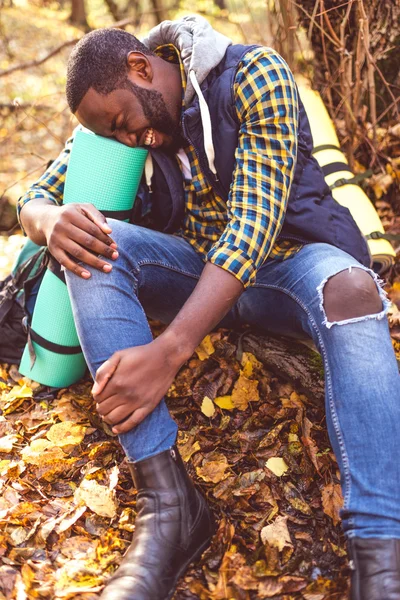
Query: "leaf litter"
0 325 352 600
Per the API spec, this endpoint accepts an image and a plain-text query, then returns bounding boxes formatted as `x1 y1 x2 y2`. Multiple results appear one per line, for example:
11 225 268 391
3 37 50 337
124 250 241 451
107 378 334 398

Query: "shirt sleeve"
206 47 299 288
17 134 74 234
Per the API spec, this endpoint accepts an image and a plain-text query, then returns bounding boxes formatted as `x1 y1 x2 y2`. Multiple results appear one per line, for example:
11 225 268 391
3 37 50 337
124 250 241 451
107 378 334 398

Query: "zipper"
278 234 309 244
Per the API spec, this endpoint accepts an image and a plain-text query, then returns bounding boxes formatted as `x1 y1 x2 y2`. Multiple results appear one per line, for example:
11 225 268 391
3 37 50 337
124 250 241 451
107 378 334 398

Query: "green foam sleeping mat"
19 130 148 388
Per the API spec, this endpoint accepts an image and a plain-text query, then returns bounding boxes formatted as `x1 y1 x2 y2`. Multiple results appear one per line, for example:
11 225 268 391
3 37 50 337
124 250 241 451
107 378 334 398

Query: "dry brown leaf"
260 515 292 551
321 482 343 526
196 454 229 483
231 372 259 410
179 439 201 462
302 417 321 474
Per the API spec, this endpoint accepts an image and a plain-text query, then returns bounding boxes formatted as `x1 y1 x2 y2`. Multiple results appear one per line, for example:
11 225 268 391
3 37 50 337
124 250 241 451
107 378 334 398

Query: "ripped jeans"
65 221 400 539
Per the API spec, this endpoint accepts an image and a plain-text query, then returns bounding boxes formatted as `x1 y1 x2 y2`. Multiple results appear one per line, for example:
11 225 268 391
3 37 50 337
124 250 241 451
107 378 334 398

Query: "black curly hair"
66 27 155 113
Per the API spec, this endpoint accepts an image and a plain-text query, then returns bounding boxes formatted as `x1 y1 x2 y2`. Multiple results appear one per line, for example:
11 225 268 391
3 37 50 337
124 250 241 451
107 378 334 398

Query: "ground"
1 2 400 597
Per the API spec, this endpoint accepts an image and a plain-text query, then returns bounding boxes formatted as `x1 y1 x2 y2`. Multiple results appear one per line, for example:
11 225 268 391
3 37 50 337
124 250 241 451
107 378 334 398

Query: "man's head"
66 28 184 150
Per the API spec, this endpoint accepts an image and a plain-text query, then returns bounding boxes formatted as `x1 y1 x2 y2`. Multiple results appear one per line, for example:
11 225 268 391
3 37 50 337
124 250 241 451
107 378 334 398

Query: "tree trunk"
149 0 168 24
214 0 226 9
70 0 89 29
103 0 123 21
242 333 325 405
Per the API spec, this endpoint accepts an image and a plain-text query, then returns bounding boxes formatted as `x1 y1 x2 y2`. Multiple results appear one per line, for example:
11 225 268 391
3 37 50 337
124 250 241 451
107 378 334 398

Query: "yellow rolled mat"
296 75 395 273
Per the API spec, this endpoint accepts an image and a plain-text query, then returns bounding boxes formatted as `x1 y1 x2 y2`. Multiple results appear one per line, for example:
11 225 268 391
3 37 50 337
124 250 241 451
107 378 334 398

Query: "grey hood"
142 14 232 107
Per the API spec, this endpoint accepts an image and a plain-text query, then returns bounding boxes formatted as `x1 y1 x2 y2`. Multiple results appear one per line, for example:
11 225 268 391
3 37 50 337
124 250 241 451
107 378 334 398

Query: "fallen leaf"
231 373 259 410
260 515 292 551
179 438 201 462
21 440 64 464
74 478 118 518
302 417 321 474
201 396 215 418
266 457 289 477
47 421 86 450
321 482 343 526
196 454 229 483
214 395 234 410
195 335 215 361
0 434 19 453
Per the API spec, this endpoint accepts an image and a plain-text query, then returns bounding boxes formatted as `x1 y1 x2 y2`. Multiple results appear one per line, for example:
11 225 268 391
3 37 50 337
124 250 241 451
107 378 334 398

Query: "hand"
92 336 184 434
43 203 119 279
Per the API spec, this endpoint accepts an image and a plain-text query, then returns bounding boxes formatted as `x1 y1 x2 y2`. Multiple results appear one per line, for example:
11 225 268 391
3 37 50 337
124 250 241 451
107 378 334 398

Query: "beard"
127 81 185 152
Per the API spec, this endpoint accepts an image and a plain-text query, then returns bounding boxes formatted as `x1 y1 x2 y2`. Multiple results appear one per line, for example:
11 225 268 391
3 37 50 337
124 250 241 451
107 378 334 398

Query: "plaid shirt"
18 45 301 288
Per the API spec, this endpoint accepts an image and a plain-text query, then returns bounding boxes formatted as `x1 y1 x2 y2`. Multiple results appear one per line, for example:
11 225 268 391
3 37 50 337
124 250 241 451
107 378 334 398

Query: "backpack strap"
0 247 48 326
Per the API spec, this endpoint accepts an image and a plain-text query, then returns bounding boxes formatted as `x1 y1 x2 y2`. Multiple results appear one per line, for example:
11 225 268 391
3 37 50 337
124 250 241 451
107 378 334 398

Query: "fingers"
111 407 149 434
69 223 118 261
98 402 133 426
62 238 115 274
47 204 121 277
50 247 91 279
81 204 113 235
92 354 120 397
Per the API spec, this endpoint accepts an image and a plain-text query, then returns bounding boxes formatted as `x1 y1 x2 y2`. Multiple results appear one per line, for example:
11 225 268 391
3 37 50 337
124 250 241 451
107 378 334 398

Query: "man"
18 15 400 600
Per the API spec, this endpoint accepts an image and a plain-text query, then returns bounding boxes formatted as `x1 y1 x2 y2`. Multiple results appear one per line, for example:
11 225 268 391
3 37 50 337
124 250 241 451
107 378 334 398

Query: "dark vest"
135 44 371 268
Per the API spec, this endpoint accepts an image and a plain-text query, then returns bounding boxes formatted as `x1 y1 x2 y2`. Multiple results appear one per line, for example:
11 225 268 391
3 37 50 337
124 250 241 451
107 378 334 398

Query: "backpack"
0 240 48 364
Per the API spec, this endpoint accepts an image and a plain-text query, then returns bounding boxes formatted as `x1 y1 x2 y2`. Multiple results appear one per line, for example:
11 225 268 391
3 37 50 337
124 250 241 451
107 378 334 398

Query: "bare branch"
0 16 138 79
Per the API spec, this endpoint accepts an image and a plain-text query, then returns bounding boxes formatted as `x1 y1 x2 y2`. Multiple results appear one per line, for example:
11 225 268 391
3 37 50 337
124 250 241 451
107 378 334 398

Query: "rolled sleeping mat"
296 75 396 274
19 130 148 387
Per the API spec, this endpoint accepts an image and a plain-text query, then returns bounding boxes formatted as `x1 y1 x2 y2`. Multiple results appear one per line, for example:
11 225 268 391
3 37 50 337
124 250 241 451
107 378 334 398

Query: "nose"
115 131 138 147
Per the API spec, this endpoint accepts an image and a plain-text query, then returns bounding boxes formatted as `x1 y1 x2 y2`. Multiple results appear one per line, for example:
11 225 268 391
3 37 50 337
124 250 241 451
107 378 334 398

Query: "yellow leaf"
201 396 215 417
47 421 86 449
266 457 289 477
2 383 32 403
241 352 262 378
260 515 292 551
179 438 201 462
21 439 64 464
74 478 118 518
231 373 259 411
1 383 33 415
195 335 215 361
214 395 234 410
196 454 229 483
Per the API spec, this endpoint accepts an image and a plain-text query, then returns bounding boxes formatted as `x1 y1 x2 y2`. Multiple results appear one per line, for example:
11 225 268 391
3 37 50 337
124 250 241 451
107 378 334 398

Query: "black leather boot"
100 445 214 600
348 538 400 599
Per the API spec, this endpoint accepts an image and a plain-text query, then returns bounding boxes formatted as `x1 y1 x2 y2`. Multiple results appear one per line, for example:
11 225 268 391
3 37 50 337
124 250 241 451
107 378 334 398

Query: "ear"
126 52 153 84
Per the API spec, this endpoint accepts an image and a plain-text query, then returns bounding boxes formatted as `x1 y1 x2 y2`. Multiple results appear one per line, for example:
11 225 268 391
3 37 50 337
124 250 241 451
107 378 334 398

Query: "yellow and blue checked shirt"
18 45 301 288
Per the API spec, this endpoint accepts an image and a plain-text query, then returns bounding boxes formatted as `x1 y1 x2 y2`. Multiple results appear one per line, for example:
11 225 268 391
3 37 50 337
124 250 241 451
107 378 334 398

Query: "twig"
0 162 48 202
359 0 377 145
308 0 320 41
0 39 77 78
0 15 138 79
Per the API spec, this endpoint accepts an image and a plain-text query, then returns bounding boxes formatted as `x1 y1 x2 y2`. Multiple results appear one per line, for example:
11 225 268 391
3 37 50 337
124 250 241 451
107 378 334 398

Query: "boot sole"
165 535 212 600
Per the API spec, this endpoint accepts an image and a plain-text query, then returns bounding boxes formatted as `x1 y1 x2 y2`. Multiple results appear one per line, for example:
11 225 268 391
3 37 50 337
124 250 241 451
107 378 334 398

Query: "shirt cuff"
207 243 257 288
17 192 59 236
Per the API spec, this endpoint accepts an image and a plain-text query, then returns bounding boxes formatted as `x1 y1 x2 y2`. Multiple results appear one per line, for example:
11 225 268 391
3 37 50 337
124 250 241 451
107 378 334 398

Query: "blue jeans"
65 220 400 539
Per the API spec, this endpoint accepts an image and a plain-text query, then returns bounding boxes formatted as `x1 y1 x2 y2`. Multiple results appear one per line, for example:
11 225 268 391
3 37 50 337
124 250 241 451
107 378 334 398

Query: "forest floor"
1 1 400 599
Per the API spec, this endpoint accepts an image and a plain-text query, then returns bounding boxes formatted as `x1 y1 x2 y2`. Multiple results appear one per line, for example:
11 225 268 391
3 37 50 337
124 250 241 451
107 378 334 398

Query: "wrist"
36 205 57 245
157 327 195 368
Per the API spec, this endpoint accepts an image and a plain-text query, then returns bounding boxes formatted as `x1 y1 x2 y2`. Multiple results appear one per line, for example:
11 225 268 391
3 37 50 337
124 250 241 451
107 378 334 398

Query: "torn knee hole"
320 267 384 325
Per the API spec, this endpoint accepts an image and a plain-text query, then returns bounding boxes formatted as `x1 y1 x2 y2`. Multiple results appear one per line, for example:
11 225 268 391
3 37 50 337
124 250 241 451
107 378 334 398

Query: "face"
75 83 184 152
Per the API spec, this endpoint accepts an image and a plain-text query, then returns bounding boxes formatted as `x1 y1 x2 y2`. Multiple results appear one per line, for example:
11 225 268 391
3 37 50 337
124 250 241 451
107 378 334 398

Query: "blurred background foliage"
0 0 399 260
